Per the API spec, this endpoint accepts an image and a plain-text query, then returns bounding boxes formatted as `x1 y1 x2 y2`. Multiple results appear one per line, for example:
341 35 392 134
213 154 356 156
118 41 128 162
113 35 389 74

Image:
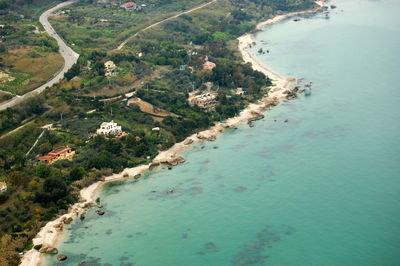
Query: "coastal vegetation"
0 0 316 264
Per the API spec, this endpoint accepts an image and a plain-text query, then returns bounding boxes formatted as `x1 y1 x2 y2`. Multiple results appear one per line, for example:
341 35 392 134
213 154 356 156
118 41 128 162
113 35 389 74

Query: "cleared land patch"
0 47 64 95
128 97 179 118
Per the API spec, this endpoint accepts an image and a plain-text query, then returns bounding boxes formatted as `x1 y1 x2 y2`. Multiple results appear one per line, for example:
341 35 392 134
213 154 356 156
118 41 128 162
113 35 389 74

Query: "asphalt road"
0 0 79 111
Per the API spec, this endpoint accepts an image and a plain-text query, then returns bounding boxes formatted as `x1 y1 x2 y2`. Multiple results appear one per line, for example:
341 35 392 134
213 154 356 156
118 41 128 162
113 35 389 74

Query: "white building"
235 88 245 95
97 120 122 136
0 182 7 193
104 60 117 77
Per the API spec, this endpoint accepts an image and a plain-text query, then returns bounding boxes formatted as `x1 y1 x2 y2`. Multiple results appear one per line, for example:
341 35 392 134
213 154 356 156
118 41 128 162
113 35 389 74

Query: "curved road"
0 0 79 111
117 0 218 50
0 0 218 110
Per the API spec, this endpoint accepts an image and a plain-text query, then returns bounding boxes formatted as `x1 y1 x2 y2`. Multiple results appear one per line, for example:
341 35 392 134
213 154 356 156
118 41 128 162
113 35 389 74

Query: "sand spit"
20 1 326 265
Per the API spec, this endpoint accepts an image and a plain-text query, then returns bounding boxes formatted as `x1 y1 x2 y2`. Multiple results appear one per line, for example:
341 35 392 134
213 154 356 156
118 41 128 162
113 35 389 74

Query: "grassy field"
49 0 211 51
0 47 64 95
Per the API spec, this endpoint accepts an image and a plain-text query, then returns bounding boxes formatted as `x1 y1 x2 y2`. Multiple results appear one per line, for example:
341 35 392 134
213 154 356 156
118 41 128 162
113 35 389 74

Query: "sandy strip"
20 2 326 265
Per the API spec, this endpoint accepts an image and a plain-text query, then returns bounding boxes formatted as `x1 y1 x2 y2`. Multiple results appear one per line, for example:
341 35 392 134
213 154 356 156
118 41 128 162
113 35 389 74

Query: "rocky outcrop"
57 254 67 261
207 135 216 141
286 91 297 99
83 202 93 209
134 174 141 179
196 133 207 140
283 88 299 100
39 246 58 254
149 161 161 170
54 222 63 231
33 244 42 251
63 217 73 224
183 138 194 145
197 132 217 141
250 111 265 121
164 156 186 166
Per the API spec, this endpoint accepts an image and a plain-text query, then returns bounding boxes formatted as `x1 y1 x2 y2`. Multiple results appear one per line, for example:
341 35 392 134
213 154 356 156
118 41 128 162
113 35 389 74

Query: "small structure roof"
122 2 137 7
37 155 56 161
48 146 71 156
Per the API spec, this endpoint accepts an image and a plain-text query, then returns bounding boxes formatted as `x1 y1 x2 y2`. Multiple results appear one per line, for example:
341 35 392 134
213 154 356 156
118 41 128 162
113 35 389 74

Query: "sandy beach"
20 1 326 265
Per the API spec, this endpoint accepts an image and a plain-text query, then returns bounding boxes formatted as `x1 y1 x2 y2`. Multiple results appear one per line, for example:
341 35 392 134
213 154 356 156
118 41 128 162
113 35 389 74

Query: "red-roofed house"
121 2 137 10
37 146 75 164
203 61 216 70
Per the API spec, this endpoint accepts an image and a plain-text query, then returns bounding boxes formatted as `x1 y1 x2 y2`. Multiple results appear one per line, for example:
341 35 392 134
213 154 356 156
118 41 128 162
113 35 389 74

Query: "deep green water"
47 0 400 265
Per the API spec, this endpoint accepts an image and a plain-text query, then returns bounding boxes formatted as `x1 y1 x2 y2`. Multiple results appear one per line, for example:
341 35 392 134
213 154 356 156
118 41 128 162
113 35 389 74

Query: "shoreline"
20 2 326 265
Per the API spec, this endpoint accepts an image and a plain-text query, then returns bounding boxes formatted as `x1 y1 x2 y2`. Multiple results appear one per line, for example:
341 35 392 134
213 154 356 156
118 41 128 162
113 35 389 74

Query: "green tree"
35 162 51 178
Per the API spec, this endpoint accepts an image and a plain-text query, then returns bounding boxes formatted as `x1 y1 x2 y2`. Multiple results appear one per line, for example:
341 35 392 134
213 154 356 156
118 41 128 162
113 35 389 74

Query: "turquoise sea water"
47 0 400 265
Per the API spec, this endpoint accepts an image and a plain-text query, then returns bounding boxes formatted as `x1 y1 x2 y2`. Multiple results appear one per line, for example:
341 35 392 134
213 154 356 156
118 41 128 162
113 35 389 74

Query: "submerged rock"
96 209 105 216
57 254 67 261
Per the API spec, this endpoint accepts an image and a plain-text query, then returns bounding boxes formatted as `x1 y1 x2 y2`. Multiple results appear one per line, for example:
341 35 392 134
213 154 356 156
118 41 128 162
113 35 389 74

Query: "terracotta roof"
37 155 56 161
122 2 136 7
49 146 71 156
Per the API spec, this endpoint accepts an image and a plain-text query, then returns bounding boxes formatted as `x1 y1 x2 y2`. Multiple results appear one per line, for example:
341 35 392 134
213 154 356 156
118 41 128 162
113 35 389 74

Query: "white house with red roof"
121 2 137 10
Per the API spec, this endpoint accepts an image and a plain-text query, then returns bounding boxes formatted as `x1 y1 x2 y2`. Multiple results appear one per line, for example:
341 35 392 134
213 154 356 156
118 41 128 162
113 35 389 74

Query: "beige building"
104 60 117 77
189 91 218 110
0 182 7 193
37 146 75 165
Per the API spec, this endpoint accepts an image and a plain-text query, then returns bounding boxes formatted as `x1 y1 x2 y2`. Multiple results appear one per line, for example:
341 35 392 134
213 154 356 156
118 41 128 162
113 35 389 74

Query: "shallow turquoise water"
48 0 400 265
